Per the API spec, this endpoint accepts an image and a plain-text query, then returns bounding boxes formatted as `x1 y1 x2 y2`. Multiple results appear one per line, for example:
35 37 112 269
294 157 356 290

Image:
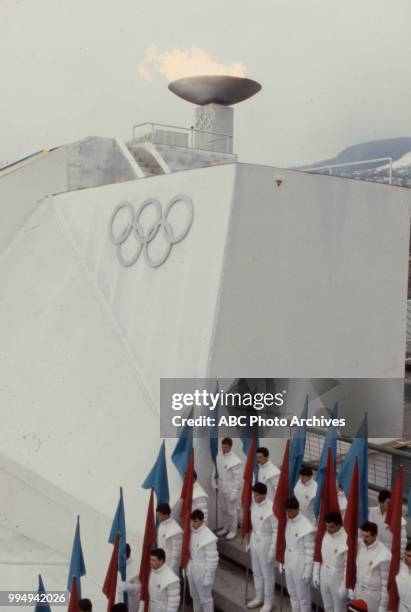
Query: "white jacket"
368 505 407 554
188 524 219 583
257 461 280 499
396 562 411 612
148 563 180 612
250 497 278 560
116 557 140 612
285 512 316 574
313 527 347 580
356 539 391 609
294 478 318 525
212 451 243 500
157 517 183 574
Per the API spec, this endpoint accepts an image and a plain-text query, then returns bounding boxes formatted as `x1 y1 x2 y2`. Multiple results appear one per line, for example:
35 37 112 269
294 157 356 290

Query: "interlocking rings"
195 108 216 131
109 194 194 268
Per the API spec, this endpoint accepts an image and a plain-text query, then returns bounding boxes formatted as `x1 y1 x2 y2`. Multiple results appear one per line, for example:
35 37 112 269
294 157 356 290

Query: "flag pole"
244 536 250 606
181 568 187 612
279 568 284 612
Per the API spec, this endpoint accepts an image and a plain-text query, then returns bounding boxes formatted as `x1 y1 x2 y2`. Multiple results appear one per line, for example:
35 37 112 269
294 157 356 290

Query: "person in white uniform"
148 548 180 612
354 521 391 612
156 503 183 576
256 447 280 500
293 466 318 525
186 509 219 612
116 543 141 612
396 542 411 612
283 496 316 612
312 511 347 612
192 471 209 524
246 482 278 612
368 489 407 555
212 437 243 540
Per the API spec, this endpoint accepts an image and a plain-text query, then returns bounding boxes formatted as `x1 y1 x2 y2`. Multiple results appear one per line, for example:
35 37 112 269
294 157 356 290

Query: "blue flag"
337 414 368 525
289 396 309 492
314 424 337 518
142 440 170 504
109 487 127 581
67 516 86 598
35 575 51 612
171 416 193 477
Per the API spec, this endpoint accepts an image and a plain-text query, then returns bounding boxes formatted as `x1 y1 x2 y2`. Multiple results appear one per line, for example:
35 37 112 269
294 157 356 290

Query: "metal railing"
303 156 393 185
303 426 411 502
131 122 233 155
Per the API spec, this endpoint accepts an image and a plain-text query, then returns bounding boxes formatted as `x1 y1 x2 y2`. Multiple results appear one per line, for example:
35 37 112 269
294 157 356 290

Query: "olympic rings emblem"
109 194 194 268
195 108 216 131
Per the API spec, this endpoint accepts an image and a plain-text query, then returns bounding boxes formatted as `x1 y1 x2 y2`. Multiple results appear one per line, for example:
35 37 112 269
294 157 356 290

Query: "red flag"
102 533 120 612
344 457 359 590
241 437 257 540
180 450 195 569
138 490 157 612
386 465 404 611
67 577 80 612
314 448 340 562
273 439 290 564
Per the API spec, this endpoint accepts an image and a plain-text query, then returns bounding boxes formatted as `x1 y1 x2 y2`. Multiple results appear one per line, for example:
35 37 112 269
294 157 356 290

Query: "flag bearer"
256 447 280 500
116 544 140 612
294 466 318 525
186 509 219 612
395 542 411 612
246 482 278 612
212 437 243 540
148 548 180 612
156 503 183 575
354 521 391 612
368 489 407 555
313 512 347 612
283 496 316 612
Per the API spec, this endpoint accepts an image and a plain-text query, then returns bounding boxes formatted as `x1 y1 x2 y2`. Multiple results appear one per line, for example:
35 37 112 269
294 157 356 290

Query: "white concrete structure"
1 79 410 607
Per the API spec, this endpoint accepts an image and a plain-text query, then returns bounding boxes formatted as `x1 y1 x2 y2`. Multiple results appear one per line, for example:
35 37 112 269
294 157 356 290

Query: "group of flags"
240 409 405 609
36 398 405 612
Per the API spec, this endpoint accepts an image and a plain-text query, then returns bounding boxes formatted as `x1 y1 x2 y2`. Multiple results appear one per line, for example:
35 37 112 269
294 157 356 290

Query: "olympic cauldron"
168 75 262 154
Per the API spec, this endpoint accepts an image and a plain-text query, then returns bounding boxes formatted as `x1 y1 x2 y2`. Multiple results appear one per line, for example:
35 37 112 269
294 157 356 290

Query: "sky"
1 0 410 167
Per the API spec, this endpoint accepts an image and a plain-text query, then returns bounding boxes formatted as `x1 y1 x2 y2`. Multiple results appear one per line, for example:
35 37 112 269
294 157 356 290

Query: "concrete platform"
214 534 293 612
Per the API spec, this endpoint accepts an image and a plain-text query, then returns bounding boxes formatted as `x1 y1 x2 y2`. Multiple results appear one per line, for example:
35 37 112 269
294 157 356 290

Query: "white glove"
338 584 347 600
348 589 355 600
312 575 320 589
277 562 284 574
118 581 126 593
312 565 320 589
230 492 237 503
267 552 274 564
203 577 213 588
302 569 311 584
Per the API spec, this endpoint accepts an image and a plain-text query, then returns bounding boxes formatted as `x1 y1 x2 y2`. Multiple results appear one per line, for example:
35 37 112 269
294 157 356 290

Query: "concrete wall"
209 164 411 378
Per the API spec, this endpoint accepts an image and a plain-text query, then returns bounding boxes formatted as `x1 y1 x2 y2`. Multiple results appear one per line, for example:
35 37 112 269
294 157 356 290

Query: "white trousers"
320 566 346 612
218 489 237 532
285 556 311 612
355 584 381 612
187 560 214 612
250 536 274 601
